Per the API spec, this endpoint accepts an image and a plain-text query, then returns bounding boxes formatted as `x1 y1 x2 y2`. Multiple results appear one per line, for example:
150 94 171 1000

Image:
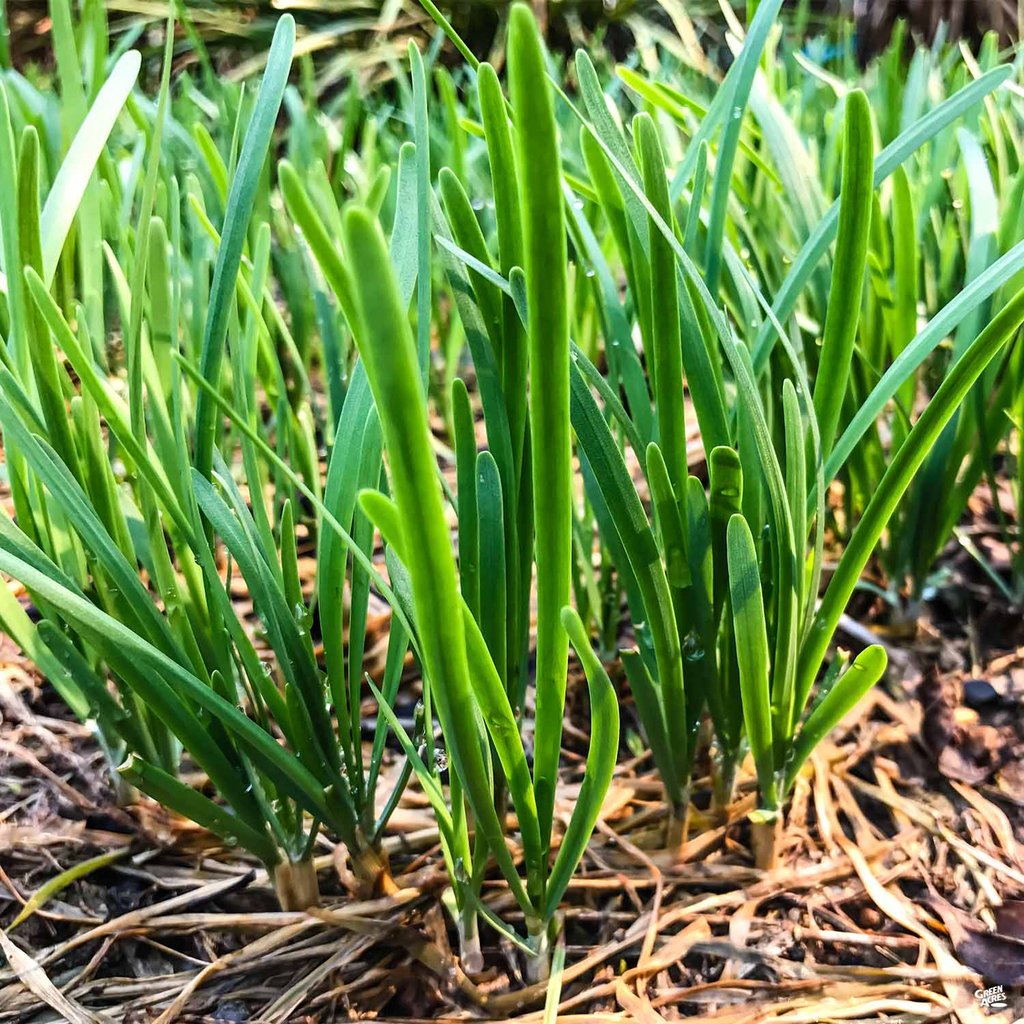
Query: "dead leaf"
0 929 110 1024
998 752 1024 800
929 896 1024 986
615 979 669 1024
920 669 1007 784
638 917 712 975
993 900 1024 940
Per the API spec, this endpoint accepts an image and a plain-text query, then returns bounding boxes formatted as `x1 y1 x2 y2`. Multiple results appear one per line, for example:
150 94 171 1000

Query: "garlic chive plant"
854 86 1024 612
409 2 1024 863
0 9 413 910
562 20 1024 862
342 202 617 978
289 4 619 979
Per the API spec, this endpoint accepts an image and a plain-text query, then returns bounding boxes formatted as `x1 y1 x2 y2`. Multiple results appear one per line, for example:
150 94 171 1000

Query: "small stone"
213 1002 251 1022
963 678 999 710
859 907 882 929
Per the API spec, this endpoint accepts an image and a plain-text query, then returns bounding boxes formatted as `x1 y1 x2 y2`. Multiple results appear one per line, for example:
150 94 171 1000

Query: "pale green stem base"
665 791 691 859
350 841 397 895
711 756 738 819
458 911 484 975
272 855 321 911
751 815 782 871
525 916 550 984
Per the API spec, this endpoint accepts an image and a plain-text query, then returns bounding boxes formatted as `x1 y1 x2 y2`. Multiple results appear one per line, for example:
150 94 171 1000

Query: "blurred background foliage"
4 0 1020 91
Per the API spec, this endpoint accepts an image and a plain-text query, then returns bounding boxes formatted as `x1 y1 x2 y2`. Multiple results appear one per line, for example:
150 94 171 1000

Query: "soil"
1 508 1023 1022
1 326 1023 1022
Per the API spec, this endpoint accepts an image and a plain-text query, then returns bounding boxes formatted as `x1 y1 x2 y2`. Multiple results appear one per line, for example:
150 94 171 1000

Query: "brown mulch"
1 391 1023 1021
0 590 1023 1023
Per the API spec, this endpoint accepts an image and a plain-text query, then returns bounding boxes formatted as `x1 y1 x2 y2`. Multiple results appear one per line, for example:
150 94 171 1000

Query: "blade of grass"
784 646 887 792
508 2 572 849
703 0 784 293
41 50 141 286
544 607 618 919
751 66 1012 375
726 513 777 811
193 15 294 480
119 755 279 865
812 89 874 454
824 238 1024 485
7 849 129 932
799 285 1024 709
